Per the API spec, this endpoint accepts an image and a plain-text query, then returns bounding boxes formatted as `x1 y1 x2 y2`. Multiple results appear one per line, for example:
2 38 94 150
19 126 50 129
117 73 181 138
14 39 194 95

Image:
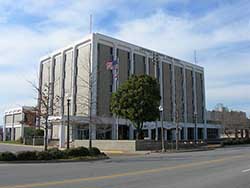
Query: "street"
0 145 250 188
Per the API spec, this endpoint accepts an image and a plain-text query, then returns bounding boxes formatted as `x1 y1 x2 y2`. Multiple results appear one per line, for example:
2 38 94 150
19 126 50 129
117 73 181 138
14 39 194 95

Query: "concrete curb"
0 155 109 164
151 148 214 154
223 144 250 148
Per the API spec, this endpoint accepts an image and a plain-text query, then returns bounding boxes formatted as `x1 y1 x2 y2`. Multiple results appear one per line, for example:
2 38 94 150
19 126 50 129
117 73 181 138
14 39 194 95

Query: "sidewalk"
0 142 43 148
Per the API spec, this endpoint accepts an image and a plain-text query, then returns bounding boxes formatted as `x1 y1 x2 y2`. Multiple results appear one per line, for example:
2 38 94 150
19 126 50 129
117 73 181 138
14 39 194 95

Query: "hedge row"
222 139 250 146
0 147 102 161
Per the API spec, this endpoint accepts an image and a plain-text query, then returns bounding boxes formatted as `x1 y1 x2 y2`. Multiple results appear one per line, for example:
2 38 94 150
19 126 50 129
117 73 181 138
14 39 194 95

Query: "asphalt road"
0 144 250 188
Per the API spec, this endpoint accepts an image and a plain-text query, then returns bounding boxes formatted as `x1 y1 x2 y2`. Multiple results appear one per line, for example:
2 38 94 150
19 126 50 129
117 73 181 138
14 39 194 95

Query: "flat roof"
40 32 203 70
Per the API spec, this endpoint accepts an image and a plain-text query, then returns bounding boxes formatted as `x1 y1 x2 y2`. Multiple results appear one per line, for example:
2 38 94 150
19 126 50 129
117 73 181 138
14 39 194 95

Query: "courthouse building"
38 33 220 147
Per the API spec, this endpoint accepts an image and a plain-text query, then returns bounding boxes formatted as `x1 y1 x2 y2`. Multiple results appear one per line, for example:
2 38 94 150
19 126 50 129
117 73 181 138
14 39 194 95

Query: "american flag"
105 60 118 70
105 61 113 70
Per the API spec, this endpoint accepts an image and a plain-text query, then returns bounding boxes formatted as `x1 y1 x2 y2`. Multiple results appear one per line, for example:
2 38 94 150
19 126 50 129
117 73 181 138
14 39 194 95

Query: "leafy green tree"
111 75 161 139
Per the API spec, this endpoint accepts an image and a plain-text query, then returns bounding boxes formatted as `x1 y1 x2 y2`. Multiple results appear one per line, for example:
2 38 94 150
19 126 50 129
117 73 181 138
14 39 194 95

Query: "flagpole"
106 57 119 140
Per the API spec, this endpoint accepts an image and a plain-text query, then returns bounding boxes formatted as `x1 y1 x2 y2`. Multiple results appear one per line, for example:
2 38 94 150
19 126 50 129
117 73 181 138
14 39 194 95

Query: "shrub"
24 128 44 137
16 137 23 144
35 129 44 136
89 147 101 156
65 147 89 157
37 151 53 160
16 151 37 161
223 139 250 146
0 152 17 161
77 147 90 156
47 148 65 159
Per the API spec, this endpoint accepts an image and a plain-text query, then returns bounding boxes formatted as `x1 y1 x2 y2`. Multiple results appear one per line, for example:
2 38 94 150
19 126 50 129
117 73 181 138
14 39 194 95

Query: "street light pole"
67 98 70 149
159 106 165 152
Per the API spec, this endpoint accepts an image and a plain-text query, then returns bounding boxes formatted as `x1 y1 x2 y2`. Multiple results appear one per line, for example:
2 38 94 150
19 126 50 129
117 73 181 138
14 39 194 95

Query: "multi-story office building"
207 109 249 138
3 106 36 141
38 33 220 147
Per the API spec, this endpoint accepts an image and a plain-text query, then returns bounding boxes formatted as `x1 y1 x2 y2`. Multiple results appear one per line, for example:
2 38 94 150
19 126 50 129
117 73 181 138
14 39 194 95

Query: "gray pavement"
0 144 250 188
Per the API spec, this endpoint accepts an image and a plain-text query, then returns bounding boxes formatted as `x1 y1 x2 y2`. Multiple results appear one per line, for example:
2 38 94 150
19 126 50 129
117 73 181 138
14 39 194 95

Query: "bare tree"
29 80 60 151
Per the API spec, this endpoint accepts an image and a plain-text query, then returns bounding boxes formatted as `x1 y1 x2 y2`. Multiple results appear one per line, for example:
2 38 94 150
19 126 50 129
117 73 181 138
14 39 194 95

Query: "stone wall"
74 140 207 152
74 140 136 152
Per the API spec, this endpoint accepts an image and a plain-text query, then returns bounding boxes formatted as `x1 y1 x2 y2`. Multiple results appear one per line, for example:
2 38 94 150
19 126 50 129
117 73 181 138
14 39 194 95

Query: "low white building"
3 106 36 141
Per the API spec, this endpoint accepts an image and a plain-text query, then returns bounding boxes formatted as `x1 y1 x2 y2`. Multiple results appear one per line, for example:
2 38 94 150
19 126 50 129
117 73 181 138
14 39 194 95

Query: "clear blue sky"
0 0 250 125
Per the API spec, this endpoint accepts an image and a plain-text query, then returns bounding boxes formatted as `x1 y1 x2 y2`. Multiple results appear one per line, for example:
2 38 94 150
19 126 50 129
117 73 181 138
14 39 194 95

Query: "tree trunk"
135 123 143 140
136 127 140 140
44 117 48 151
241 129 244 139
235 128 238 138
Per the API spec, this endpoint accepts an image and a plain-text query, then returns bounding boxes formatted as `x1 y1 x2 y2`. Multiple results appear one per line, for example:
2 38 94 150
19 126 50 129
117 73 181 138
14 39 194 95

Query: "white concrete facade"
3 106 35 141
38 33 221 148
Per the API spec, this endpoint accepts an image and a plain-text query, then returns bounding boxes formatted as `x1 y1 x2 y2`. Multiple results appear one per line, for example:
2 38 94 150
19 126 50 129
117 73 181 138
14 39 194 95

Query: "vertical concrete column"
49 56 55 116
71 46 78 142
61 51 66 116
192 68 197 141
3 128 6 141
159 60 164 115
202 73 207 140
72 46 78 115
3 116 6 141
130 49 134 75
148 128 152 140
183 65 187 124
155 121 159 141
112 123 118 140
129 124 134 140
91 33 98 116
203 127 207 140
192 68 197 115
59 51 66 148
146 54 149 75
90 35 98 142
21 124 24 138
37 61 44 129
59 123 65 148
171 59 176 123
154 56 157 78
11 114 15 141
